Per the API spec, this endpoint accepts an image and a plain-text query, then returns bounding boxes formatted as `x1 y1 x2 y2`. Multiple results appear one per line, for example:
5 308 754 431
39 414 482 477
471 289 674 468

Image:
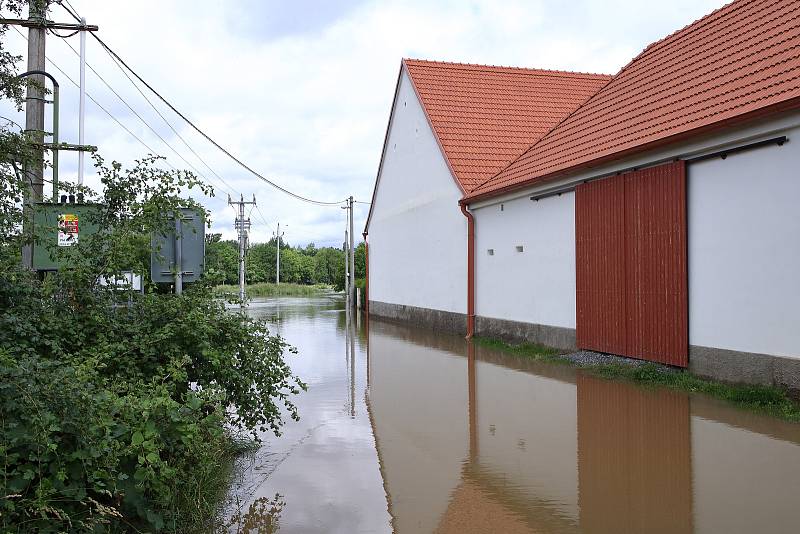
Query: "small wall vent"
516 245 524 253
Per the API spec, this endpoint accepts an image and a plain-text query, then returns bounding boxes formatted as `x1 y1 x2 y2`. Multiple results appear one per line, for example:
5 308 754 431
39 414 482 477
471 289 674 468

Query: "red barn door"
576 161 687 367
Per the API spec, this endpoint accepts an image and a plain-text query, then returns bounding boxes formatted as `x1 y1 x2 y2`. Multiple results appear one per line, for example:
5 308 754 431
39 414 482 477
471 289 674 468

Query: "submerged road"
227 295 800 534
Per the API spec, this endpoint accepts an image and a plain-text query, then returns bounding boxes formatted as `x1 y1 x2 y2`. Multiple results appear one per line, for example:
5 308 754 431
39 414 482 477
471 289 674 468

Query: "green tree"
205 233 238 285
278 246 300 283
355 241 366 279
247 242 275 283
314 247 345 289
297 253 316 284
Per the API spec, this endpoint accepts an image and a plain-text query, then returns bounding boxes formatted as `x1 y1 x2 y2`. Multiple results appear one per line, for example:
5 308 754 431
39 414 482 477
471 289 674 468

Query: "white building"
364 59 609 331
365 0 800 391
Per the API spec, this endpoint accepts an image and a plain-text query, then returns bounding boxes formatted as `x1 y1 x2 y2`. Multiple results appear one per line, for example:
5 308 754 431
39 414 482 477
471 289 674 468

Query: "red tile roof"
467 0 800 201
403 59 611 191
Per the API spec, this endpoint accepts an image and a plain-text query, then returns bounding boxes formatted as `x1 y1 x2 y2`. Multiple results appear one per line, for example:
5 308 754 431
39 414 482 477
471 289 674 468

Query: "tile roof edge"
402 59 468 194
462 95 800 204
630 0 743 67
403 57 612 79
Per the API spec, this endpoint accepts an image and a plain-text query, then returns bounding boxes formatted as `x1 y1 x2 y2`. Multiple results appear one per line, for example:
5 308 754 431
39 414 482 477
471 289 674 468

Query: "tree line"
205 235 366 289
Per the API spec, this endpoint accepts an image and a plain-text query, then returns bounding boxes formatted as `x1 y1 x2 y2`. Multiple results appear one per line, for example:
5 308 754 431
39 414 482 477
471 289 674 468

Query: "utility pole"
348 196 355 310
21 0 46 268
273 222 285 285
229 194 255 306
78 16 86 185
1 5 99 267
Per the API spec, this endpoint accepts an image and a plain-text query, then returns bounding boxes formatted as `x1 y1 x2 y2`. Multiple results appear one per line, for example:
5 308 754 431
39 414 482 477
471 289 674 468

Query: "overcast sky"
1 0 727 247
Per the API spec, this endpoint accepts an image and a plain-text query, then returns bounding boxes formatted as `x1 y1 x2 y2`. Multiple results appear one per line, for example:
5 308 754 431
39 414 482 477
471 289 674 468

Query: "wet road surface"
227 296 800 533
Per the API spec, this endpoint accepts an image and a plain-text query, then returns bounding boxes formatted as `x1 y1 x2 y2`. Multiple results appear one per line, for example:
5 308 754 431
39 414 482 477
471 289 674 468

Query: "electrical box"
32 202 102 271
150 208 205 283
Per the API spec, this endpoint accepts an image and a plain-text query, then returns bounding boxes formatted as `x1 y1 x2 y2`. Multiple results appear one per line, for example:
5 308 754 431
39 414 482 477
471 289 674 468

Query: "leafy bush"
0 155 305 531
0 266 305 532
1 352 234 532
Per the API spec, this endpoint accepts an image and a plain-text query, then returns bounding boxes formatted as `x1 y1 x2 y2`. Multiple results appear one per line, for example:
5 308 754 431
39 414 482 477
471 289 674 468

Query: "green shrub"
0 152 305 531
0 352 234 532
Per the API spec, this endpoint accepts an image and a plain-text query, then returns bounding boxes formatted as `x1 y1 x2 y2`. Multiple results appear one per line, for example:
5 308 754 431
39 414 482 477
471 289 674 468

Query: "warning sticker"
58 214 79 247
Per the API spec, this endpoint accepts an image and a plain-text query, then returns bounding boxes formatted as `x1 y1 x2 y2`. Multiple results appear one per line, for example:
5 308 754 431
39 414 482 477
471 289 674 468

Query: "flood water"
227 296 800 533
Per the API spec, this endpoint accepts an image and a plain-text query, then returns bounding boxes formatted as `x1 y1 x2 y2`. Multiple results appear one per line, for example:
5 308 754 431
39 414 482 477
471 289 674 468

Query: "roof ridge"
622 0 752 73
403 58 612 79
465 0 800 200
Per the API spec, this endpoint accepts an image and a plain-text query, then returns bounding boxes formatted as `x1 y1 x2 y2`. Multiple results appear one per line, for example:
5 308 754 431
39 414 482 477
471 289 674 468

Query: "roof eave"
462 95 800 205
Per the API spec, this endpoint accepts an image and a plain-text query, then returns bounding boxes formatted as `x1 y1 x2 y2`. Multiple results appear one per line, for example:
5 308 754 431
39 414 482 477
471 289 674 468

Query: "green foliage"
204 234 238 286
473 336 561 360
205 232 364 289
1 352 236 532
0 154 304 530
588 363 800 422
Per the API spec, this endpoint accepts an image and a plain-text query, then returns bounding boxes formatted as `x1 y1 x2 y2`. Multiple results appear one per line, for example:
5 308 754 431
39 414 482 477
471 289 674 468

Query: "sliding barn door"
576 161 687 366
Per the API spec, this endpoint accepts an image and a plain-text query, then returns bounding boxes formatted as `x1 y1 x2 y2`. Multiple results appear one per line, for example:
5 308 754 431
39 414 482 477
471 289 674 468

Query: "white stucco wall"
367 69 467 314
473 191 576 328
688 129 800 358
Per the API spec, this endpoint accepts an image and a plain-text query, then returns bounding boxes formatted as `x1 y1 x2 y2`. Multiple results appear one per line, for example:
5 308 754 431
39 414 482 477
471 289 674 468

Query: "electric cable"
45 32 237 197
10 25 211 190
82 36 239 195
58 1 348 207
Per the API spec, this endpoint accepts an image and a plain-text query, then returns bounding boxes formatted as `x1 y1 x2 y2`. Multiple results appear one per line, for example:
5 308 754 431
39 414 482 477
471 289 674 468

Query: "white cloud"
1 0 726 246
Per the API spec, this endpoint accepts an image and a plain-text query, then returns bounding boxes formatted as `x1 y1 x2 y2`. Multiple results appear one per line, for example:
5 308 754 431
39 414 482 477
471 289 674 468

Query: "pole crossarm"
0 18 98 31
41 142 96 152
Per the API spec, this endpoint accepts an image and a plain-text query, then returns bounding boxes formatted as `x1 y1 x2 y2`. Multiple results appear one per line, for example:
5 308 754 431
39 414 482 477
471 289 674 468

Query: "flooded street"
229 296 800 533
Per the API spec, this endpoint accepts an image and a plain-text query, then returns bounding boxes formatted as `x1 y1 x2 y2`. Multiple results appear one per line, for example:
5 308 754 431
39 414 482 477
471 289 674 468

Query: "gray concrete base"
368 300 467 334
475 316 576 351
690 345 800 394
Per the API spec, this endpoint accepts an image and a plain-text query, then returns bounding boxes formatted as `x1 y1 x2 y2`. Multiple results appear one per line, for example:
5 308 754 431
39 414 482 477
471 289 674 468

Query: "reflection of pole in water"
468 340 478 462
344 300 356 417
349 316 356 418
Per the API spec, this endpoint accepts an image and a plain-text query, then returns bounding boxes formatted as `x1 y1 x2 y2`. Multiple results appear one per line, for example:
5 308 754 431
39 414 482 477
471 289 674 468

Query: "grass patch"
214 282 331 298
475 336 800 423
473 336 562 361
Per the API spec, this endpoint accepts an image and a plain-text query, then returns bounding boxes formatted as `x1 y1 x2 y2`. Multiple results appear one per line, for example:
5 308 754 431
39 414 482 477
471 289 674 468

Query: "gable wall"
367 69 467 315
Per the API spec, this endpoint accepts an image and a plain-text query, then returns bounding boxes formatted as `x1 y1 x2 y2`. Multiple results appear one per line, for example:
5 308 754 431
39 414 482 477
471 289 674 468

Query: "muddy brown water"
227 296 800 534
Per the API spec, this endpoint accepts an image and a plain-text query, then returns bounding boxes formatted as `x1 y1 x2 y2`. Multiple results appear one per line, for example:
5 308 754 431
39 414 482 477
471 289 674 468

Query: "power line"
11 26 158 158
253 203 276 230
10 25 198 185
92 37 239 195
46 31 236 197
58 1 348 207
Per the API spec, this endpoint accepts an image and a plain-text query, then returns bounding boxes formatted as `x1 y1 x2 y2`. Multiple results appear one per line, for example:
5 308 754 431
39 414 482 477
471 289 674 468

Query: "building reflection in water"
365 318 800 534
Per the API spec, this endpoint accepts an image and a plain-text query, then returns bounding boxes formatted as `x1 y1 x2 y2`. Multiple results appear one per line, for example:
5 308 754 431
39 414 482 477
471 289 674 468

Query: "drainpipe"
362 231 369 315
460 203 475 338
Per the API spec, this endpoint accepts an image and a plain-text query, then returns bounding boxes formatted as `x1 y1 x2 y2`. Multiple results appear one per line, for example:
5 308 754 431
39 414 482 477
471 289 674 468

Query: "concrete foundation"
368 300 467 335
690 345 800 393
475 316 576 351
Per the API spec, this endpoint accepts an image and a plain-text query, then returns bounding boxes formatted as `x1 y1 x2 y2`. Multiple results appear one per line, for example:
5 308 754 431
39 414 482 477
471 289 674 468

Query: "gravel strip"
560 349 679 373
